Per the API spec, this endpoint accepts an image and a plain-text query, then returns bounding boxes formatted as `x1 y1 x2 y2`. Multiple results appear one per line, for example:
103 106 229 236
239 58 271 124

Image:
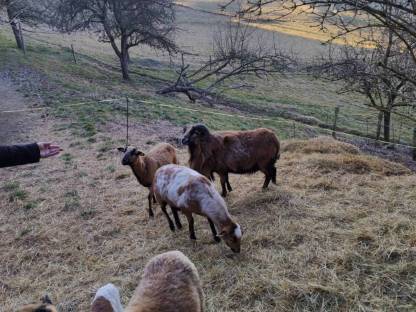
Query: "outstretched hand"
37 142 62 158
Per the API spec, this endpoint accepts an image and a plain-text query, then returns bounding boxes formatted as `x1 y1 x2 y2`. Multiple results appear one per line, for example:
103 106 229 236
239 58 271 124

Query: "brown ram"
182 124 280 197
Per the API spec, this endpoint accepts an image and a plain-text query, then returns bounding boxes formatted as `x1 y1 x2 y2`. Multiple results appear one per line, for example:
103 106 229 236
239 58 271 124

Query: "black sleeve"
0 143 41 168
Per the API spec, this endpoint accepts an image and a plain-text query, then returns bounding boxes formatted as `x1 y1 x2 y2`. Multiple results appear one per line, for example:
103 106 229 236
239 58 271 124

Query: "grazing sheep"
118 143 179 217
17 296 57 312
153 165 242 253
91 251 203 312
182 124 280 197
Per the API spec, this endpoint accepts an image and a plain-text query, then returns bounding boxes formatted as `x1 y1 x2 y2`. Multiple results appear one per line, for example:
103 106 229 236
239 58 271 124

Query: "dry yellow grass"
1 114 416 312
281 136 361 155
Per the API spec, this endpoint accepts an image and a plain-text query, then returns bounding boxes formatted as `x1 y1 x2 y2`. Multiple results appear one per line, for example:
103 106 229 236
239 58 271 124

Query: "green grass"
23 200 40 210
8 189 28 202
3 181 20 192
61 153 74 164
80 208 97 220
3 181 28 202
0 25 414 146
63 190 81 211
106 165 116 173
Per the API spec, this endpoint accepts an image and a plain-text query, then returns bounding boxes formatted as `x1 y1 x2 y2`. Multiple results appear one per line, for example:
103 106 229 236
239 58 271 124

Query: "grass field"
1 3 416 311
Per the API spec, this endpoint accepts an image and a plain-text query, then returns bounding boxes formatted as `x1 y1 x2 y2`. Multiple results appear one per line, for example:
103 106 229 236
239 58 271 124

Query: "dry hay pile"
1 135 416 311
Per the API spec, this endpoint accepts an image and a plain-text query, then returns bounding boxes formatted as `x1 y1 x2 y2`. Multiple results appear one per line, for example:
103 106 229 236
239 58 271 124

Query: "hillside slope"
0 8 416 311
1 120 415 311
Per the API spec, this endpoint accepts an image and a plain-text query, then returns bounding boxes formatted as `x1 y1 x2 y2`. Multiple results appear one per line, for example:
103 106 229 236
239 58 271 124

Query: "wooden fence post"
124 97 130 148
413 128 416 161
18 22 26 54
292 121 296 139
332 106 339 139
71 44 77 63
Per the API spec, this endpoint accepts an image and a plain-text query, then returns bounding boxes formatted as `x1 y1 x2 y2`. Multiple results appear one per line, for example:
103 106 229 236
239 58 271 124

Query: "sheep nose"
121 157 130 166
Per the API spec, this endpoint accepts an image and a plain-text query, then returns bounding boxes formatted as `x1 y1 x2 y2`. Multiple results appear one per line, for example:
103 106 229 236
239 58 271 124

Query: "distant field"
176 0 369 46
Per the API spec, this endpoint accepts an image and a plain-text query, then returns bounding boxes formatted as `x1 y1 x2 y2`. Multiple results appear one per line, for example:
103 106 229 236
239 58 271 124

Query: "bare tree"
221 0 416 87
1 0 41 50
311 29 415 142
158 19 295 104
47 0 177 80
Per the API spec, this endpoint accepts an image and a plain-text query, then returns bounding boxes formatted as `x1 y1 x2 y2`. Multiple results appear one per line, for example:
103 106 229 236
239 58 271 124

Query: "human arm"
0 142 61 168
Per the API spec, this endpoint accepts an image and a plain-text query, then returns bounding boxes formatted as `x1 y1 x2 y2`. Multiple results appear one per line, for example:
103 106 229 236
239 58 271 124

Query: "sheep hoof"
169 225 175 232
214 236 221 243
176 223 183 229
190 235 196 240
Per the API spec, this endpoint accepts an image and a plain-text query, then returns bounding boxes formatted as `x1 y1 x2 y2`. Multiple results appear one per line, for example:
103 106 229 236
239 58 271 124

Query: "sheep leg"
220 174 228 197
262 175 272 189
152 194 157 204
208 218 220 243
161 202 175 232
184 213 196 240
171 206 182 229
225 173 233 192
147 192 154 218
262 163 277 189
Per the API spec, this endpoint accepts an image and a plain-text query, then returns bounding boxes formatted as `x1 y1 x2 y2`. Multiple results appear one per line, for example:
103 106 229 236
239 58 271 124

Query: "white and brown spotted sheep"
153 164 242 253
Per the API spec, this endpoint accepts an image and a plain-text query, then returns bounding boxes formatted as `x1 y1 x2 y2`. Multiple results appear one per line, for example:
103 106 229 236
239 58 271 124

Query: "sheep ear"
183 126 187 134
117 147 126 153
135 150 145 156
218 230 227 238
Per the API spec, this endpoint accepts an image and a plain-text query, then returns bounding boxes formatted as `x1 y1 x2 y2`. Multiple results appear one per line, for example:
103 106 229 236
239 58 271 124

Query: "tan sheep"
118 143 179 217
91 251 204 312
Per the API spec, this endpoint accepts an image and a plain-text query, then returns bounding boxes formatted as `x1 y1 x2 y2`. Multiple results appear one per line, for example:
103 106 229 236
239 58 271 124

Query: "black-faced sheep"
91 251 203 312
118 143 178 217
153 164 242 253
182 124 280 197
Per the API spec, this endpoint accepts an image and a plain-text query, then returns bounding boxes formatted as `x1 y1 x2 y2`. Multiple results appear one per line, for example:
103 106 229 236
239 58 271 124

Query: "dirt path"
0 72 40 145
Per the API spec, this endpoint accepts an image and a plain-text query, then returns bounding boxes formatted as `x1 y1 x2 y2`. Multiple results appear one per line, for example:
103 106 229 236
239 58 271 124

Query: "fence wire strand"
0 25 415 150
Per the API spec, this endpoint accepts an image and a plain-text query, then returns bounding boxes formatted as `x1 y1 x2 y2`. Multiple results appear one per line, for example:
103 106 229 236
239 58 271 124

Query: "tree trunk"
120 52 130 80
376 111 383 141
6 6 24 50
120 36 130 80
126 50 131 63
383 110 391 142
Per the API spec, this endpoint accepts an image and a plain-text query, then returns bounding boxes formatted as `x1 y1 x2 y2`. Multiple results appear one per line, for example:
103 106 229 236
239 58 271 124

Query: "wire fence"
0 23 415 157
1 96 414 154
